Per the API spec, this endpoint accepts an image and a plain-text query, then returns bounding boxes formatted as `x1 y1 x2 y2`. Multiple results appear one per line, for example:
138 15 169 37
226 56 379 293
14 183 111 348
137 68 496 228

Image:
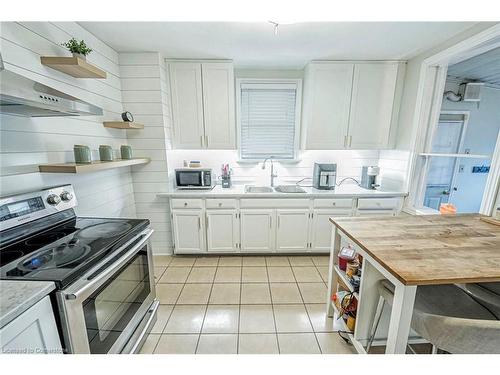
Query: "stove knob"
47 194 61 205
60 191 73 202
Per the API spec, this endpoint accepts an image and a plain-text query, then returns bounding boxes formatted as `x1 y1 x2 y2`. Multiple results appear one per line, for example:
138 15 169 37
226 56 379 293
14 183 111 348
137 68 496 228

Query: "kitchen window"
236 79 302 160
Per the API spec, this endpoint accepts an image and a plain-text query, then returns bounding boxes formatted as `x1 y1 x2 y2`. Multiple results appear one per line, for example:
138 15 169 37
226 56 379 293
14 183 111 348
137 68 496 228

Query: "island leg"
326 226 341 317
385 284 417 354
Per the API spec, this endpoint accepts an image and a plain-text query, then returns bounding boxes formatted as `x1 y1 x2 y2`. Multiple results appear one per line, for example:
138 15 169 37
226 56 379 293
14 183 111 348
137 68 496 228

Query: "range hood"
0 53 103 117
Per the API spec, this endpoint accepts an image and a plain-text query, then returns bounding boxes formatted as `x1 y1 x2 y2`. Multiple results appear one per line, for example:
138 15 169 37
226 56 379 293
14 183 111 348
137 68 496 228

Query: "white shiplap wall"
0 21 136 218
119 53 173 254
378 149 411 191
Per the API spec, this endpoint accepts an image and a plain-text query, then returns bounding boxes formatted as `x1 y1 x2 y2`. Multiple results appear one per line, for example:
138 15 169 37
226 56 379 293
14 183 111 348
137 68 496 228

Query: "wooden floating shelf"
39 158 150 174
40 56 107 79
103 121 144 129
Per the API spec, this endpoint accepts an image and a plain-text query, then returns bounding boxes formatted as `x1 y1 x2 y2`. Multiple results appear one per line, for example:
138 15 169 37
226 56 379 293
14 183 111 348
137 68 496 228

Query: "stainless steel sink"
244 185 274 193
274 185 306 193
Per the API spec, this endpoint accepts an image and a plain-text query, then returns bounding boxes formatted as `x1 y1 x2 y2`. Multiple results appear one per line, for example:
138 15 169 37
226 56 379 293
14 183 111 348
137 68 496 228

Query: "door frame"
405 24 500 215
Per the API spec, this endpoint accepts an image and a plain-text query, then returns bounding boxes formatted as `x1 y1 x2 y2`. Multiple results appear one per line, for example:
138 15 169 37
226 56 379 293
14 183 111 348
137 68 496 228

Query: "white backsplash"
166 149 402 188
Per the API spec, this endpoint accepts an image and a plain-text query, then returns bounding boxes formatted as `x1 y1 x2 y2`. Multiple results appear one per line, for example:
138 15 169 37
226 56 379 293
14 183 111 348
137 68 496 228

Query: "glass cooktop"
0 215 149 288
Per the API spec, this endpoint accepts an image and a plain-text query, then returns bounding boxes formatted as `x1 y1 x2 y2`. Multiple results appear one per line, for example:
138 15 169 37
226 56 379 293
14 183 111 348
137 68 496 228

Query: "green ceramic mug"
99 145 114 161
120 145 133 160
73 145 92 164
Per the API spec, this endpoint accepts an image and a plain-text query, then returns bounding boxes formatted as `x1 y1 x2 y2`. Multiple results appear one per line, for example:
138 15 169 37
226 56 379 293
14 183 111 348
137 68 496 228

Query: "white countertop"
0 280 56 328
157 184 407 199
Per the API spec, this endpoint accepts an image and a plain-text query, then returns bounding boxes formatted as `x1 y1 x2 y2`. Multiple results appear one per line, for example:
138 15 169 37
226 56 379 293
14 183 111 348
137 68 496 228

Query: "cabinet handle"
349 135 353 147
198 217 201 230
200 135 204 147
205 135 209 148
278 216 280 228
270 217 272 228
206 216 209 229
344 135 347 148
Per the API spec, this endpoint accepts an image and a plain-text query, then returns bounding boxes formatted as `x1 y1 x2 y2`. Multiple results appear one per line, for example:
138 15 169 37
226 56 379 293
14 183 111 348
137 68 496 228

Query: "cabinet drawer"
313 198 353 209
206 199 237 209
171 199 203 209
240 199 310 208
357 198 400 210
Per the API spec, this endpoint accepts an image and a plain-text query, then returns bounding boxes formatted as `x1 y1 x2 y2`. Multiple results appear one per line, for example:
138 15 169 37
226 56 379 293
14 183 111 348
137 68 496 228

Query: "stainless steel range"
0 185 159 354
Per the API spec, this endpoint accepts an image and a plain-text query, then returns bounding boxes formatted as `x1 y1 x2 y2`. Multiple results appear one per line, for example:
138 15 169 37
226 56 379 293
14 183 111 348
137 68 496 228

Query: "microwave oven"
175 168 214 189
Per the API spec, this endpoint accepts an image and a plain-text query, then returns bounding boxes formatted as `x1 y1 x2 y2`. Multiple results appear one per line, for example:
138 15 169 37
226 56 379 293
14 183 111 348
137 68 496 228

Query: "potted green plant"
61 38 93 60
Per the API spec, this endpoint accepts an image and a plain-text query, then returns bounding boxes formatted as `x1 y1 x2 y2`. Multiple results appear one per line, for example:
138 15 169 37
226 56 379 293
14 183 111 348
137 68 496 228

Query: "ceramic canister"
99 145 114 161
120 145 133 160
73 145 92 164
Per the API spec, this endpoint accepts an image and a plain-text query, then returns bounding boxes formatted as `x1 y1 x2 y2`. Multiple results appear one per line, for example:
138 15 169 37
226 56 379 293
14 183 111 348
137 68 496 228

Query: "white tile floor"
142 254 356 354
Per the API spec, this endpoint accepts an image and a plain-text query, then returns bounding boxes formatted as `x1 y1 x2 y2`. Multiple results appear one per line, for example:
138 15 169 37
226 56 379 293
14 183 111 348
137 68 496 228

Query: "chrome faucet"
262 156 278 187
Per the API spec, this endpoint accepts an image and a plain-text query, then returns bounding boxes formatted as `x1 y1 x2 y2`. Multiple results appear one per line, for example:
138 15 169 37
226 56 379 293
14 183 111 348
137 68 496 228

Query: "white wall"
166 149 392 187
441 83 500 212
0 22 136 218
119 52 173 254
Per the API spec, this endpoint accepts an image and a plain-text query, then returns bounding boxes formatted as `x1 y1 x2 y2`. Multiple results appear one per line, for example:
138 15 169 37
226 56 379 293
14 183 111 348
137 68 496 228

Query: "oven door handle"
64 228 153 301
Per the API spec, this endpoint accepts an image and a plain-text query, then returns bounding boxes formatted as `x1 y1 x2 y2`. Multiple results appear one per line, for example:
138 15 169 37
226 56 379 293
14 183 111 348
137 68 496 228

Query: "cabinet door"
202 63 236 149
310 210 352 252
206 210 239 252
356 210 397 217
172 210 206 253
348 63 399 149
169 62 205 149
240 209 275 252
0 296 62 354
303 63 354 149
276 209 310 252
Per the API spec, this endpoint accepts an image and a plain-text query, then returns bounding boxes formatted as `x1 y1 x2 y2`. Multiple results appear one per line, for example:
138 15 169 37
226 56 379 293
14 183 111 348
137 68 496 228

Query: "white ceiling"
448 47 500 86
80 22 476 68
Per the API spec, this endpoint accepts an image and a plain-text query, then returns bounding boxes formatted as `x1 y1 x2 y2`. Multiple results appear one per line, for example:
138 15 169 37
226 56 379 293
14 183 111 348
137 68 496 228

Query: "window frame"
235 78 303 162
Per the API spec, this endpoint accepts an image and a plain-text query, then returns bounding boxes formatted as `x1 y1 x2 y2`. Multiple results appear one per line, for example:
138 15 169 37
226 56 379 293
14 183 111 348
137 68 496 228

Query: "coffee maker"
360 166 380 190
313 163 337 190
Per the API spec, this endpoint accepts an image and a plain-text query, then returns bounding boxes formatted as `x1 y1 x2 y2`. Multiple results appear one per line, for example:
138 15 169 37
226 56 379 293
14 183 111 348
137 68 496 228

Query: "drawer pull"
184 202 188 207
332 202 336 206
218 202 222 207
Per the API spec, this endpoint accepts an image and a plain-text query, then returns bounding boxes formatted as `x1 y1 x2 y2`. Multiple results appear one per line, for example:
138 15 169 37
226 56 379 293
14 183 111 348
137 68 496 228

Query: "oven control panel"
0 185 77 231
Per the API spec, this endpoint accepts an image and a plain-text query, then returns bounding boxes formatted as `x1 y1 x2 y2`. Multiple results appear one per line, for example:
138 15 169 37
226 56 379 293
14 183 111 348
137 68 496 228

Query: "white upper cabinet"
169 61 236 149
348 63 399 149
302 61 403 150
202 63 236 149
169 62 205 149
302 63 354 149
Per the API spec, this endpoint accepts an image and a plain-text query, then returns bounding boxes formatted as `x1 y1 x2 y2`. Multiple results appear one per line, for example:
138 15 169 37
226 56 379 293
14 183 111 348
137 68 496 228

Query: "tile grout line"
290 256 324 354
265 261 281 354
236 262 243 354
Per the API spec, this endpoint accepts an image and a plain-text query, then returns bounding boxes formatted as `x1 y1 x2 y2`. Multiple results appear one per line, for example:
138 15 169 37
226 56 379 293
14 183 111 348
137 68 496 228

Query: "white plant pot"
72 53 86 60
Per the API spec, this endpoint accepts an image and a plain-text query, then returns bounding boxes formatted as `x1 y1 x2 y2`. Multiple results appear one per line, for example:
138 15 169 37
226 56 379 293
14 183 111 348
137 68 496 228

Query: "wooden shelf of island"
40 56 107 79
38 158 150 174
103 121 144 129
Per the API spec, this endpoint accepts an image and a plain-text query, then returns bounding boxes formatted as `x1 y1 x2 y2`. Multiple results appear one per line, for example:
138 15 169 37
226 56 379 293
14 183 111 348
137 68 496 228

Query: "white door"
240 209 275 252
169 62 205 149
172 210 206 253
0 296 62 354
276 209 310 252
348 63 399 149
202 63 236 149
206 210 239 252
310 210 352 252
303 63 354 149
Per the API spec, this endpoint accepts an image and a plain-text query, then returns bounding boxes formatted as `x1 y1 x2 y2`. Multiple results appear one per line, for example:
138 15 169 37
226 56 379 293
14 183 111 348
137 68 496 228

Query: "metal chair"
366 280 500 354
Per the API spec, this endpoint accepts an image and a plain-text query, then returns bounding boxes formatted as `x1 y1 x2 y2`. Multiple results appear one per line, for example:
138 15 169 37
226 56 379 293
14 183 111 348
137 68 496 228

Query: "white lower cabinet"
240 209 275 252
0 296 62 354
170 197 402 254
310 210 352 252
206 210 239 252
172 210 206 253
276 209 310 252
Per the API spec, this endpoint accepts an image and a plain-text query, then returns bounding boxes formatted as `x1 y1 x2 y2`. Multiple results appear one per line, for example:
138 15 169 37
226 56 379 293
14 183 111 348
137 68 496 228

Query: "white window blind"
240 83 298 159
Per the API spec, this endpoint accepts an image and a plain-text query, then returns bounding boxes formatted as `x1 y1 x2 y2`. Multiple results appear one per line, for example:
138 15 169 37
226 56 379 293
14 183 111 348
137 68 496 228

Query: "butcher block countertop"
329 214 500 286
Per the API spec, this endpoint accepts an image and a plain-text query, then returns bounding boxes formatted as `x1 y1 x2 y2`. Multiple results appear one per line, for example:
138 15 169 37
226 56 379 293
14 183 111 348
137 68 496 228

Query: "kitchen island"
327 214 500 354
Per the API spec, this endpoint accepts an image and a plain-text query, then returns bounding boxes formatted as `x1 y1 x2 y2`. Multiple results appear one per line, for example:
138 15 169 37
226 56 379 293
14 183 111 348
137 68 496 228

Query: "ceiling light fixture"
268 21 279 36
